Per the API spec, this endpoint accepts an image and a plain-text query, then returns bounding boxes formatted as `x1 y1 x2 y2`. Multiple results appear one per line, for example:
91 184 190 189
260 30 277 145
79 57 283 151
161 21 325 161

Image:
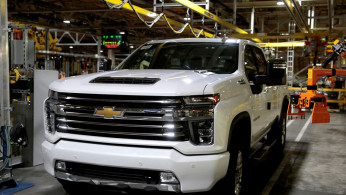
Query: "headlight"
183 94 219 105
179 94 219 145
44 99 57 135
174 108 213 118
48 90 58 99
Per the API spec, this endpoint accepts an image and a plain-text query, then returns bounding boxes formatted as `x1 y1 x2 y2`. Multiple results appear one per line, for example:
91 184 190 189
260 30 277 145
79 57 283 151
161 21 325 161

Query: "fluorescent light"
277 2 284 5
119 31 125 35
69 46 73 49
63 20 70 24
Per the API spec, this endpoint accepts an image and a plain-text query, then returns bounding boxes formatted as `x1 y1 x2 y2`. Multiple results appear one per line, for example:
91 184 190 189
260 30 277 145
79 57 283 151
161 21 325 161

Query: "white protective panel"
33 70 58 165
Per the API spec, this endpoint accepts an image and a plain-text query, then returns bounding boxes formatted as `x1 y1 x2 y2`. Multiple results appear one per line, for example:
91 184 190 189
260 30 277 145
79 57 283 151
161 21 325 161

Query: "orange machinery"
287 40 346 123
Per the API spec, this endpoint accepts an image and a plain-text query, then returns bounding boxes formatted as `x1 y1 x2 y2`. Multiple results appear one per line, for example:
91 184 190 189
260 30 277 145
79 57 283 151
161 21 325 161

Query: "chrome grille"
46 93 190 141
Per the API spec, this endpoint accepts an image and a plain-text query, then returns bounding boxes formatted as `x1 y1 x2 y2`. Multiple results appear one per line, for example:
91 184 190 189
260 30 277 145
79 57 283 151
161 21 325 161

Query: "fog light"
56 161 66 171
160 172 179 184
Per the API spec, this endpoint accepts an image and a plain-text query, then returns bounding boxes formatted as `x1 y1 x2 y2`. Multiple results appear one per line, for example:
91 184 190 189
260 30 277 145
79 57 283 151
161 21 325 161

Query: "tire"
222 138 249 195
269 108 287 155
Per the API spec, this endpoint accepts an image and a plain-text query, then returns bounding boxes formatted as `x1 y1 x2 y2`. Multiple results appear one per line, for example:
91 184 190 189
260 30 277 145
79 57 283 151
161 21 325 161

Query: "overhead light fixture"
184 17 191 21
277 2 284 5
148 12 157 17
69 46 73 49
130 45 134 49
119 31 125 35
100 50 103 53
63 20 71 24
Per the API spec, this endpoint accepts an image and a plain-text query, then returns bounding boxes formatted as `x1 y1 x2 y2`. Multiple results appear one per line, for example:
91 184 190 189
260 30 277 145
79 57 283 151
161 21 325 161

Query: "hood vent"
90 77 160 84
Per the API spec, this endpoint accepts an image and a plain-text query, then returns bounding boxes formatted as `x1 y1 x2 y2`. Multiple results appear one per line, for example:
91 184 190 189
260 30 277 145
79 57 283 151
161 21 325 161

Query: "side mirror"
254 75 286 86
267 59 286 77
254 58 287 86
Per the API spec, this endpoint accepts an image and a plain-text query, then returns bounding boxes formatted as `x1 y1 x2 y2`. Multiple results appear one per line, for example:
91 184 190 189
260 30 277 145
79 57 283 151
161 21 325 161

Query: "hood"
50 69 231 96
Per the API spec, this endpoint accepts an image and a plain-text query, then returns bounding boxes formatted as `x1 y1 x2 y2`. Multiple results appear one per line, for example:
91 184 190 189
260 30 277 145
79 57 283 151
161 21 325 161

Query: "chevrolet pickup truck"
42 38 288 194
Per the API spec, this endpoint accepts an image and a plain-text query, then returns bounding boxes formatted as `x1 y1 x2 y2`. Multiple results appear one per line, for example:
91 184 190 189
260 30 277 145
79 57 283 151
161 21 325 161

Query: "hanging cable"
106 0 217 38
106 0 128 9
0 126 11 171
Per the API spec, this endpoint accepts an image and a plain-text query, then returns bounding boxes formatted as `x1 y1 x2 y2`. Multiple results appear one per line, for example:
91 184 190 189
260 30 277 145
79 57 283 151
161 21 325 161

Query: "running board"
249 138 277 161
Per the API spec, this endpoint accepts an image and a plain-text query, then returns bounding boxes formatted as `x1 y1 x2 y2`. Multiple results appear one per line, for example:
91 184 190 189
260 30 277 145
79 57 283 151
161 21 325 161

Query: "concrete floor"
8 112 346 195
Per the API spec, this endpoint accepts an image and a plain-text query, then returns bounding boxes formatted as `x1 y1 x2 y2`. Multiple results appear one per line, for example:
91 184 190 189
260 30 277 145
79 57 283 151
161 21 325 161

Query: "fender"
227 112 251 151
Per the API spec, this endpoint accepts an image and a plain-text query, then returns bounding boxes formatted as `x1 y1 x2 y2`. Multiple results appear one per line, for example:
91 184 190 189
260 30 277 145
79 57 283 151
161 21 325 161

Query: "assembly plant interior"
0 0 345 195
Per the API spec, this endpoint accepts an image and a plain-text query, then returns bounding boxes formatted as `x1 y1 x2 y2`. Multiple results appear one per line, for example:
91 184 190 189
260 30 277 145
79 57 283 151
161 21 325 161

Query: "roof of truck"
146 38 248 44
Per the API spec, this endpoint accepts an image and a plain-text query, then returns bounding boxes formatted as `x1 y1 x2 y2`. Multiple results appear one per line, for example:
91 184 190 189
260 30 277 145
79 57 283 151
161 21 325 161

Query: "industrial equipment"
287 40 346 123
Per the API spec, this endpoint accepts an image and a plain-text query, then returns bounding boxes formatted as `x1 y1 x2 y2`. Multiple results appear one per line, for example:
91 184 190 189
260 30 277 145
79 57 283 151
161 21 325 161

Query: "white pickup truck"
42 38 288 194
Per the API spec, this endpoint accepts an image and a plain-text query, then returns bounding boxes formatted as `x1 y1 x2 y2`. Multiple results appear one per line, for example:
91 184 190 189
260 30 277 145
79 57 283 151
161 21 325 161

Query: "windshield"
118 42 239 74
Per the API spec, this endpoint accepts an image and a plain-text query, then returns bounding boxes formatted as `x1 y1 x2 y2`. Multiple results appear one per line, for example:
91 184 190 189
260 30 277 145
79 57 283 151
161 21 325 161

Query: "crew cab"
42 38 288 194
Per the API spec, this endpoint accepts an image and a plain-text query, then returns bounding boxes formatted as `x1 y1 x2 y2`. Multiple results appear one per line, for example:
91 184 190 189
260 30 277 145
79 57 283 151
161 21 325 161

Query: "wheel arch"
227 112 251 152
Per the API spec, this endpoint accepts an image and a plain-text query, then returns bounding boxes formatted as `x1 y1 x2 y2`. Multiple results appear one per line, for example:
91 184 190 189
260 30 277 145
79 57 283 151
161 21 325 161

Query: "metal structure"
287 40 346 123
283 0 309 33
0 0 15 186
286 20 296 87
54 31 100 46
172 0 262 42
105 0 215 38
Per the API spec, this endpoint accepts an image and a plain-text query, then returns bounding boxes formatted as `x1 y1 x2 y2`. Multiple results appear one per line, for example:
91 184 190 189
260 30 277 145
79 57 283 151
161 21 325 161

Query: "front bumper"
42 140 229 193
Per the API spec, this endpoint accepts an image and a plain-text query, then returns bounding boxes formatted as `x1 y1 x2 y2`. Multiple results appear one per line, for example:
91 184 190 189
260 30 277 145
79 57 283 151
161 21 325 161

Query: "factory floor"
9 112 346 195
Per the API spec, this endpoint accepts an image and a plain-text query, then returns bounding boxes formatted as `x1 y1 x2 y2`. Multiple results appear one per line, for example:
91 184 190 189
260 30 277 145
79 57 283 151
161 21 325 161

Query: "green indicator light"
111 35 113 38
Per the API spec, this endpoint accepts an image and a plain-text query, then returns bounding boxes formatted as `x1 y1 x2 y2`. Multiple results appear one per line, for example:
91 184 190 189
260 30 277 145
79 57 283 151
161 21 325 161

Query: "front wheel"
222 139 249 195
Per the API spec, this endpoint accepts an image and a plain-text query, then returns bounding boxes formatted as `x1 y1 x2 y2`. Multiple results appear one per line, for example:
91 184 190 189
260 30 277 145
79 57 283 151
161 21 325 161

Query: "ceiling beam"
283 0 309 33
104 0 216 38
327 0 334 32
229 32 341 39
223 0 333 8
172 0 262 42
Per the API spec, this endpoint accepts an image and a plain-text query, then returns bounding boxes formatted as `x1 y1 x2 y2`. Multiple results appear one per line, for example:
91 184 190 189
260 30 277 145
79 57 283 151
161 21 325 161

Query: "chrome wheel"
234 150 243 195
281 117 286 146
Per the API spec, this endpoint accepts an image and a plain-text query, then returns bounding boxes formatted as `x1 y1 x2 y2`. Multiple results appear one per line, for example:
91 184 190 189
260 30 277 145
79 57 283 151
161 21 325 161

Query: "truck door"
251 46 278 121
244 45 272 141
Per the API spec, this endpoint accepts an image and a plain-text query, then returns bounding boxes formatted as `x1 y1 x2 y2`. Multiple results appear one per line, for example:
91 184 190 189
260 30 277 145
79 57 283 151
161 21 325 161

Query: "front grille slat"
50 93 189 141
56 118 183 129
65 162 160 184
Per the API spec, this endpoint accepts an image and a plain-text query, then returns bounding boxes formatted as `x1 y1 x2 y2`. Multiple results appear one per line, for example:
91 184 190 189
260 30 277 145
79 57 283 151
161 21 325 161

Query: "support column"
250 6 255 34
108 49 115 69
96 36 101 72
45 28 50 70
0 0 11 126
233 0 236 25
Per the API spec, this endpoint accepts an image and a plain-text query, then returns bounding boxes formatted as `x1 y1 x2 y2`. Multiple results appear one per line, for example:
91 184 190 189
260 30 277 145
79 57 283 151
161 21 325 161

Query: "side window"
252 47 267 75
244 46 258 82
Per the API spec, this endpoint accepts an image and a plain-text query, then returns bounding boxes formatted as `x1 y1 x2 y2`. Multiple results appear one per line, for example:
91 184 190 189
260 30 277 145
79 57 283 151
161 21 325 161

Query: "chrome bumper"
55 171 181 192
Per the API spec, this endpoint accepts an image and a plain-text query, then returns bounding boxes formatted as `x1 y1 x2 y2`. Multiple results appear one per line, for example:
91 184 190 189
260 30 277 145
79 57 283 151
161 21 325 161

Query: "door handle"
237 78 246 85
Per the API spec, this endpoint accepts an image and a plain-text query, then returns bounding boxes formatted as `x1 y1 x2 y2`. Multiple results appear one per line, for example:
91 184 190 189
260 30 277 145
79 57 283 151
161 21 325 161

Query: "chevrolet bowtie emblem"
94 107 123 119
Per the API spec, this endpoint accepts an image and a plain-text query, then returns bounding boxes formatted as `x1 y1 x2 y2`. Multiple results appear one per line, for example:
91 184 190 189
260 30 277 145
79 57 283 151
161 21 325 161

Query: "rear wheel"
269 108 287 155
